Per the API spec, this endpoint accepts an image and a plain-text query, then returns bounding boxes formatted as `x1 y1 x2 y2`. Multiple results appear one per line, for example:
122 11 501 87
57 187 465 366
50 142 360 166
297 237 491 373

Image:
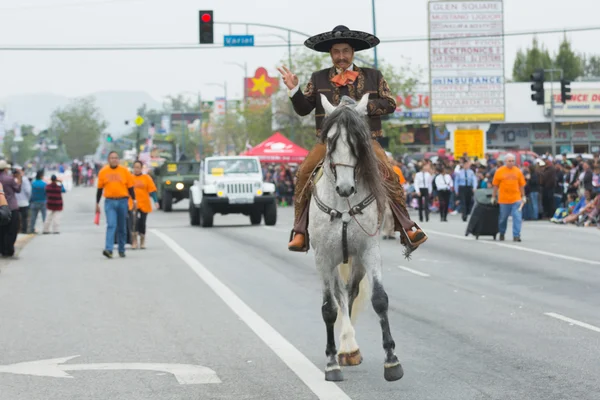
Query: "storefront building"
391 81 600 155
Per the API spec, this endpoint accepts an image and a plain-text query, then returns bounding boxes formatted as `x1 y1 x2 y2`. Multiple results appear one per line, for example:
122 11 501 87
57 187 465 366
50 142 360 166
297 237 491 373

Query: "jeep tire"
200 203 214 227
189 202 200 226
264 201 277 226
162 190 173 212
250 211 262 225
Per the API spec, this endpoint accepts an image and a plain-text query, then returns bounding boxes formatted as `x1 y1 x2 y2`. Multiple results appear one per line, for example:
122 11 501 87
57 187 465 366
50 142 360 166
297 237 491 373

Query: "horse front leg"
338 262 364 367
321 286 343 381
361 247 404 382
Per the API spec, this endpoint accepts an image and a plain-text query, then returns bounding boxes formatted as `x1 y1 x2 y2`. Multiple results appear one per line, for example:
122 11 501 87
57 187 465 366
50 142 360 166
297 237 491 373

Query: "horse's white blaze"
330 124 356 196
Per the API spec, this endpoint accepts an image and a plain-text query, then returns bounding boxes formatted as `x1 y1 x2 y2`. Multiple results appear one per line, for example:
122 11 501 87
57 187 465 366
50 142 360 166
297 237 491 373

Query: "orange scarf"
330 69 359 87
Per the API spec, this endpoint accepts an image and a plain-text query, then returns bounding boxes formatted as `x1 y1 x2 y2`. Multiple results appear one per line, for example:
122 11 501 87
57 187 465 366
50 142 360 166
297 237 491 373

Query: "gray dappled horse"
308 93 404 382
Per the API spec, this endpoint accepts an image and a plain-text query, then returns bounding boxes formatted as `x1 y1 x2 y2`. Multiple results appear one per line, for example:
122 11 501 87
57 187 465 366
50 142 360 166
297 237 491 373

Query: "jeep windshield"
164 163 200 175
207 159 260 175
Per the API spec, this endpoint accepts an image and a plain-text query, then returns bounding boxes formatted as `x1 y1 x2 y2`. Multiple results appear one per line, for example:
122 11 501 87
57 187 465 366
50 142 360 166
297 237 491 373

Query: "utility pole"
371 0 378 70
545 68 563 156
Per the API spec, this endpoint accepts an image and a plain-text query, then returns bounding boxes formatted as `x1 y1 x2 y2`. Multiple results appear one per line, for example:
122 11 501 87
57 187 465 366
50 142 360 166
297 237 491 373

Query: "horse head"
319 93 370 198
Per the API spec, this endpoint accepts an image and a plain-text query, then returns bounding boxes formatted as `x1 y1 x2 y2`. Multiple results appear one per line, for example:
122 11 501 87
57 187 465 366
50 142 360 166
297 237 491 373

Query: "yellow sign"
167 163 177 172
432 113 504 123
210 167 224 176
135 115 145 126
250 74 272 96
453 129 485 159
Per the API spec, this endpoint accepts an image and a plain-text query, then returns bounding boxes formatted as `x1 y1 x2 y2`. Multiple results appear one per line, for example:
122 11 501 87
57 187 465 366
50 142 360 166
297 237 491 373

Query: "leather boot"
131 232 138 249
288 143 327 252
371 140 428 251
140 234 146 249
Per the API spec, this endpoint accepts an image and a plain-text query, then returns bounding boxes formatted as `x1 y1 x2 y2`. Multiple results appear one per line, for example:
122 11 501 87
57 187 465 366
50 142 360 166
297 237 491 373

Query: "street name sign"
224 35 254 47
0 355 221 385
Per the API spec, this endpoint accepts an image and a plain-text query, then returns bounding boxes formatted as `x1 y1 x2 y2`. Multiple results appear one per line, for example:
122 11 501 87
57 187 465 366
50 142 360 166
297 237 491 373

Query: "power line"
0 0 143 11
0 25 598 51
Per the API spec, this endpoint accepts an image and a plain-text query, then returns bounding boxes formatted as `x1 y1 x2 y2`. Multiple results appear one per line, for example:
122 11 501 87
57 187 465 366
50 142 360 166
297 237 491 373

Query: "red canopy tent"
240 132 308 163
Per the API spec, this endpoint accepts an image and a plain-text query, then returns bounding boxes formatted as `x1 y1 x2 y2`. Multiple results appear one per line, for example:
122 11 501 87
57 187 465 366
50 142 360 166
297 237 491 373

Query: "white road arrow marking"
0 355 221 385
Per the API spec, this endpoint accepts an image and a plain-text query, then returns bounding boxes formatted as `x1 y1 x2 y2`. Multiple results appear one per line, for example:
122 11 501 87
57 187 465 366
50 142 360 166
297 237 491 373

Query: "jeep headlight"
217 182 225 190
253 182 261 189
175 182 184 190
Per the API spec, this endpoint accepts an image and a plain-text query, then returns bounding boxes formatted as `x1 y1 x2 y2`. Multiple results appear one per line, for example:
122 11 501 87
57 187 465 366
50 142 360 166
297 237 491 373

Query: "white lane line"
397 265 430 277
544 312 600 333
426 229 600 266
150 229 352 400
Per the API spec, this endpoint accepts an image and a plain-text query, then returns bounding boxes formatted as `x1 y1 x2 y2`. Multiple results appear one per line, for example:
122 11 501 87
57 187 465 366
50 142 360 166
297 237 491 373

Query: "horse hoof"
339 349 363 366
384 362 404 382
325 367 344 382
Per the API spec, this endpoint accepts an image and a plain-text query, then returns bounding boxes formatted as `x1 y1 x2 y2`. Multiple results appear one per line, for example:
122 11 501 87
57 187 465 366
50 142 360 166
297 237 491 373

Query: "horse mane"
319 98 388 214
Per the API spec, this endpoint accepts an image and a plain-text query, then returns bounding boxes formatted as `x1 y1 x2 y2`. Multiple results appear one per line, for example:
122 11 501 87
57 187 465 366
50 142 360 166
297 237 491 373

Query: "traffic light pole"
545 68 563 156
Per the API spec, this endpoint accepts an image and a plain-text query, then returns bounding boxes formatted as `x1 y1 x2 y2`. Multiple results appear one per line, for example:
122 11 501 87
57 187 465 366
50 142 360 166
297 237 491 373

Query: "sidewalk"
0 233 35 268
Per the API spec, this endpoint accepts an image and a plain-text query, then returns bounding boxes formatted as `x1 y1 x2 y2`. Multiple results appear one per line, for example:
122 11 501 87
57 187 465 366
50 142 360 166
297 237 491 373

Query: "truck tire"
189 202 200 226
264 201 277 226
162 190 173 212
250 211 262 225
200 204 214 227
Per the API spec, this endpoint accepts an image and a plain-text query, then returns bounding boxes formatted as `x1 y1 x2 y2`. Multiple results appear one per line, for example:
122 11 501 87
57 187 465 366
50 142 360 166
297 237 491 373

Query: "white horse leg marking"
337 260 362 366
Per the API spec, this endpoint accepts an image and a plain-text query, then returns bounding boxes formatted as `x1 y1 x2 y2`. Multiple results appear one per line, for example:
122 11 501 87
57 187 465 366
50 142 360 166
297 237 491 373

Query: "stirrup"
288 229 310 252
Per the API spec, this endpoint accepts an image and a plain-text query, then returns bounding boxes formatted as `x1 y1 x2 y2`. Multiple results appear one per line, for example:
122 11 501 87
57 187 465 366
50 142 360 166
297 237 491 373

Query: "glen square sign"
428 0 506 123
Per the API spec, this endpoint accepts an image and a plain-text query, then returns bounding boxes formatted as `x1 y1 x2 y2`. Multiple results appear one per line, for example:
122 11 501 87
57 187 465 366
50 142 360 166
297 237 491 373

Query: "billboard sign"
545 89 600 117
428 0 505 123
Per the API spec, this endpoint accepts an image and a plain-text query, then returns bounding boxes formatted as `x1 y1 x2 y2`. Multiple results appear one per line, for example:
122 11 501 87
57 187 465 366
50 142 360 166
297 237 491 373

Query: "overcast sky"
0 0 598 104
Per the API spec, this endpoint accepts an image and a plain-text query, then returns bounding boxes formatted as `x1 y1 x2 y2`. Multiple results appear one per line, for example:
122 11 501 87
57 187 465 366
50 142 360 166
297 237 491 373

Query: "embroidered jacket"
290 64 396 138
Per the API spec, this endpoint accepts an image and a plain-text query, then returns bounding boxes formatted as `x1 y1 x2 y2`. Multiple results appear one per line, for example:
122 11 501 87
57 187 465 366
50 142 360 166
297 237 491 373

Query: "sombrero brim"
304 29 380 53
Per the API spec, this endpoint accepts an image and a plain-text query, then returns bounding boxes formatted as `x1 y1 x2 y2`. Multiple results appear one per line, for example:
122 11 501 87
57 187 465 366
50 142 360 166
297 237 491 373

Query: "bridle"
311 152 381 264
328 159 356 183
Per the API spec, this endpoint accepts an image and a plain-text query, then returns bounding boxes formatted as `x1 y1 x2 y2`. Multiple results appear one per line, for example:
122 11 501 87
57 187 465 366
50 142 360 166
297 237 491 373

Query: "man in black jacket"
277 25 427 256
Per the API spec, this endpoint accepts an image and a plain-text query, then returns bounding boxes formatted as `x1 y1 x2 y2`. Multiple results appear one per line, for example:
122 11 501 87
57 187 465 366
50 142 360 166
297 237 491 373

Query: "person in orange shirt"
492 153 526 242
96 151 136 258
129 160 158 250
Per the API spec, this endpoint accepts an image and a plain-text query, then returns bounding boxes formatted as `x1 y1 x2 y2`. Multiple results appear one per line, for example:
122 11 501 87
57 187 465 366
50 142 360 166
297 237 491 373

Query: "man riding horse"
277 25 428 255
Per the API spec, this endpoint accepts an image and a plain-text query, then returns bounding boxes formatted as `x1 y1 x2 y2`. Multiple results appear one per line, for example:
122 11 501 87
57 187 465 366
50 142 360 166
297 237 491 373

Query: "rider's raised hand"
277 66 299 90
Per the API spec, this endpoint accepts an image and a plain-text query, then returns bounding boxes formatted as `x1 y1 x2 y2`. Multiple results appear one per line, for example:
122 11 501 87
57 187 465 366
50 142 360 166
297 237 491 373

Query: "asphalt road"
0 187 598 400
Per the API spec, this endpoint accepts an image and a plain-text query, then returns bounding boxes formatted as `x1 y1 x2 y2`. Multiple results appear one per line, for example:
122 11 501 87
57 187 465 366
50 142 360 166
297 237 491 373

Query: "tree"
582 54 600 78
2 125 38 164
554 35 583 81
50 96 107 159
512 37 553 82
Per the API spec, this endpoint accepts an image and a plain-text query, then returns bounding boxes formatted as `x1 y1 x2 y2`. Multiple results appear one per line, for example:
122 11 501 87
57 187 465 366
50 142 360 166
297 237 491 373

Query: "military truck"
153 161 201 212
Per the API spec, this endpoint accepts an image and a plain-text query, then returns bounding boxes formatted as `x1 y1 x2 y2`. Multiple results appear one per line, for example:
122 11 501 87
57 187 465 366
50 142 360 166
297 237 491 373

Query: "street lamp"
225 61 249 144
175 90 202 158
206 82 228 113
206 82 230 154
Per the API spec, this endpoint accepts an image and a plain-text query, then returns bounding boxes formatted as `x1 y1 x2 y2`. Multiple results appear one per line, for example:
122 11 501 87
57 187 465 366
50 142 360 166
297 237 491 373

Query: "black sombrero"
304 25 380 53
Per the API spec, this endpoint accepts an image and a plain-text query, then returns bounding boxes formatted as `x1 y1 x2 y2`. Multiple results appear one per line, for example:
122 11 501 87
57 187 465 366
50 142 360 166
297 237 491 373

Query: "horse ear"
320 94 336 116
355 93 370 116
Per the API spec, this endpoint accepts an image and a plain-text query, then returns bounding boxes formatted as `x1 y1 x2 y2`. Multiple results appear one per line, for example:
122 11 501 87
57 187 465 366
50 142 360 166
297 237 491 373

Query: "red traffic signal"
199 10 214 44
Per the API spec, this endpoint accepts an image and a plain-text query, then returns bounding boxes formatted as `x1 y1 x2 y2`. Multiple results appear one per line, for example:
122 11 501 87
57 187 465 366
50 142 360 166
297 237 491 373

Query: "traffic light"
199 10 214 44
530 68 545 105
560 79 572 104
106 134 113 142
